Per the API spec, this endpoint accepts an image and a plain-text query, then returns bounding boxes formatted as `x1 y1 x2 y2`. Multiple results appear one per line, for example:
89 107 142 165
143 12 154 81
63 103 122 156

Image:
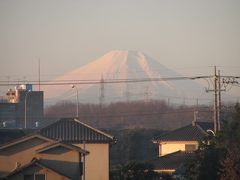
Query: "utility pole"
72 85 79 119
206 66 225 133
38 59 41 91
126 82 130 102
217 70 221 131
192 110 198 126
99 74 105 106
24 91 31 129
214 66 218 133
196 98 199 108
144 86 150 103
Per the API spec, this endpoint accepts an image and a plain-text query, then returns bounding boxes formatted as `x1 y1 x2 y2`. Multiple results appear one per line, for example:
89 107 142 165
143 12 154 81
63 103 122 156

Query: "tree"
219 103 240 180
220 142 240 180
184 140 223 180
110 161 158 180
184 103 240 180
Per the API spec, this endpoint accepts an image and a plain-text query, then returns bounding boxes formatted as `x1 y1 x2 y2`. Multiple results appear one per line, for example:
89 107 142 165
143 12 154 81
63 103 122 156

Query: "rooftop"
40 118 115 144
149 151 194 170
153 122 213 142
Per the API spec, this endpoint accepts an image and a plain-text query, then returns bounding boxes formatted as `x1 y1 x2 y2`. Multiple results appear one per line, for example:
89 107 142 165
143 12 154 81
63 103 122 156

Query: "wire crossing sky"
0 0 240 96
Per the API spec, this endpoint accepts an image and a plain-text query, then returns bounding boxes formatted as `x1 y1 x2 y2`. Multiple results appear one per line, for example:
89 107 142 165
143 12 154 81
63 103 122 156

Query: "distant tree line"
44 100 214 130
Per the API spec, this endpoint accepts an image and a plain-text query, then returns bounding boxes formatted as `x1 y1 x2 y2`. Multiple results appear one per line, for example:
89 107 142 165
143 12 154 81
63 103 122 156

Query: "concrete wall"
75 143 109 180
16 91 44 128
159 141 198 156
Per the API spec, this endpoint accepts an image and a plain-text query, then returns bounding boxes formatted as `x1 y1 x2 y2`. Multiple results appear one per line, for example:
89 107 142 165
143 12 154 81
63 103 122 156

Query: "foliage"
109 129 163 165
110 161 158 180
45 100 212 130
220 142 240 180
184 103 240 180
218 103 240 180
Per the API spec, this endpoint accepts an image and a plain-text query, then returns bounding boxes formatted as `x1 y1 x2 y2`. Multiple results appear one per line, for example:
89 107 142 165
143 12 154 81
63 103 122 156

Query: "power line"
0 75 214 86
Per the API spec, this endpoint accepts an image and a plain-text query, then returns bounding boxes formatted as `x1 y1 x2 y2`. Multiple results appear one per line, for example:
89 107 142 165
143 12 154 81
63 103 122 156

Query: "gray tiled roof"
195 122 214 132
154 123 211 142
38 159 80 180
6 158 76 179
40 118 115 143
0 129 26 145
150 151 194 170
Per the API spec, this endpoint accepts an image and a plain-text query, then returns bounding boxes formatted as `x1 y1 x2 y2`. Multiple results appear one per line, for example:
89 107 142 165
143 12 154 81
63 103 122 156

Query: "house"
0 118 116 180
150 121 213 174
0 133 89 180
39 118 116 180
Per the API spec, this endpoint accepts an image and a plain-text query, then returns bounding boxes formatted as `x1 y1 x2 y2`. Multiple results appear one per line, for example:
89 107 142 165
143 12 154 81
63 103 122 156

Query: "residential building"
0 118 116 180
39 118 116 180
0 134 88 180
151 121 213 174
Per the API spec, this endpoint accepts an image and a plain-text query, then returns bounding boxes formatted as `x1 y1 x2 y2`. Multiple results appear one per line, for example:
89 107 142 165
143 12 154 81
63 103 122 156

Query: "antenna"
38 59 41 91
126 82 130 102
144 86 151 103
99 74 105 106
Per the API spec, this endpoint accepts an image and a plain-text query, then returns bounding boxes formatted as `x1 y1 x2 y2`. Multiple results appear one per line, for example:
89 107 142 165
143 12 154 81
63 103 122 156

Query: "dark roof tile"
6 158 74 179
40 118 115 143
154 122 212 142
149 151 194 170
0 129 26 144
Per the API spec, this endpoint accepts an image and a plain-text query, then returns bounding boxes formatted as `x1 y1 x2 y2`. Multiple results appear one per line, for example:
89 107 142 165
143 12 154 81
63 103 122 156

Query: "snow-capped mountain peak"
44 50 204 104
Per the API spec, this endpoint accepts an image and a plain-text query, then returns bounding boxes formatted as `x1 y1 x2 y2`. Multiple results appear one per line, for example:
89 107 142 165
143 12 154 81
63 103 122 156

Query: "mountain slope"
44 50 206 104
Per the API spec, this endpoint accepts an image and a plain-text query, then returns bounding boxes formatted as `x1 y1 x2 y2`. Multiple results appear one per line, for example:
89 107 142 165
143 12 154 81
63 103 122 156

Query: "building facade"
151 122 213 174
0 134 88 180
0 84 43 128
40 118 116 180
0 118 116 180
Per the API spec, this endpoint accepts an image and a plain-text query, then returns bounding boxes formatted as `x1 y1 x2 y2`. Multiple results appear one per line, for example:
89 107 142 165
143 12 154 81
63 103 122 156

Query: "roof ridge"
155 124 192 139
73 118 114 139
195 124 209 136
154 123 208 142
40 118 115 143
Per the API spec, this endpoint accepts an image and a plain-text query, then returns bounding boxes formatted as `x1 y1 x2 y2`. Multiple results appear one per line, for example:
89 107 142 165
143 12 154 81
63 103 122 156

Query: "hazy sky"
0 0 240 93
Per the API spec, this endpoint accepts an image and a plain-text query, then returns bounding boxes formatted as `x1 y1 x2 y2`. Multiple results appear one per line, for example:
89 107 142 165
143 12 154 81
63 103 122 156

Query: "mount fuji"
44 50 207 104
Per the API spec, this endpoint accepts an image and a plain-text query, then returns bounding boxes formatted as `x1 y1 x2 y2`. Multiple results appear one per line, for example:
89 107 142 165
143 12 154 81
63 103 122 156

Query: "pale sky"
0 0 240 97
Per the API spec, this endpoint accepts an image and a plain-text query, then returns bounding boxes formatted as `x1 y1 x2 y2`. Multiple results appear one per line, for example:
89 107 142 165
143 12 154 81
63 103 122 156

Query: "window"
24 175 34 180
24 174 46 180
185 144 197 152
35 174 45 180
